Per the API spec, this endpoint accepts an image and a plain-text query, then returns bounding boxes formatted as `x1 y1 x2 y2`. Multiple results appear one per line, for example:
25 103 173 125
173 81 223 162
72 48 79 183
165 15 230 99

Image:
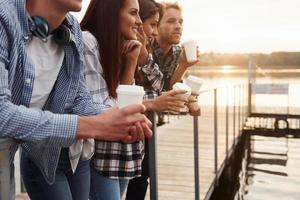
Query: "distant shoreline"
192 65 300 69
187 66 300 78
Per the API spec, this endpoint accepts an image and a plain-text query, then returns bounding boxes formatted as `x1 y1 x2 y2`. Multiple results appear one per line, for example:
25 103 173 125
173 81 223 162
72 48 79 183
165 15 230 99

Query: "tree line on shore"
198 52 300 68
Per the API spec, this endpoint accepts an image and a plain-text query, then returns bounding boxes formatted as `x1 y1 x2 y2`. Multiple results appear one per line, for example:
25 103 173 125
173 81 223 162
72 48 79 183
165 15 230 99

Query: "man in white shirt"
0 0 152 199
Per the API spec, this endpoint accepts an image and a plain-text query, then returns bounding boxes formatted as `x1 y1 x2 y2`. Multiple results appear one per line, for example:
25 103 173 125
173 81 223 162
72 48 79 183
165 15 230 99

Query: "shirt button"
25 78 31 84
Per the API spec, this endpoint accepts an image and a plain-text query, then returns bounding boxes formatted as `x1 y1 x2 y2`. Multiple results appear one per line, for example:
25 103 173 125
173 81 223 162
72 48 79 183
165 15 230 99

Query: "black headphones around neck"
27 14 72 46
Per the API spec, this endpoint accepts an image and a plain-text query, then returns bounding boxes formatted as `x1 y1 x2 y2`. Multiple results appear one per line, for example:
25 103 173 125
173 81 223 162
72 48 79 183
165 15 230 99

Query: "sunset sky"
73 0 300 53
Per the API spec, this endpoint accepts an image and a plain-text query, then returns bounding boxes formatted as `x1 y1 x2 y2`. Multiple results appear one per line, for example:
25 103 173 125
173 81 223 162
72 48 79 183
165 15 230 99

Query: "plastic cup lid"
172 82 191 92
182 40 197 45
116 85 145 95
186 75 203 84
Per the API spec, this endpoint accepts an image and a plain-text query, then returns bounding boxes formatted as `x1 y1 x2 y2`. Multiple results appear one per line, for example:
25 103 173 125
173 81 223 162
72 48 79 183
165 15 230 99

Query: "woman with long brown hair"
81 0 144 199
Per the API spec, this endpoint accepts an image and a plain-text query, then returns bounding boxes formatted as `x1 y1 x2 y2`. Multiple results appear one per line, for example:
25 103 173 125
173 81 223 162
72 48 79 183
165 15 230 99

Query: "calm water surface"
188 65 300 200
234 135 300 200
188 65 300 112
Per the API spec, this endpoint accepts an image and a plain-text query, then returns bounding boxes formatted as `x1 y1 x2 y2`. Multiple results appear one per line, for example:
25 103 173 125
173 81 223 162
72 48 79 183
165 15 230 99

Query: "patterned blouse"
83 31 144 179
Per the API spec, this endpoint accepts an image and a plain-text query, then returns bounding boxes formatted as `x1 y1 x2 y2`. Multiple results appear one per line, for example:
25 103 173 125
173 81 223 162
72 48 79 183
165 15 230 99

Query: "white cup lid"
116 85 145 95
186 75 203 84
172 82 191 93
182 40 197 45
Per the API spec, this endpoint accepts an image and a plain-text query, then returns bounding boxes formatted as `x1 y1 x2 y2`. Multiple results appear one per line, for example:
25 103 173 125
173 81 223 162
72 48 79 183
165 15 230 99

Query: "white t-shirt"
26 35 94 172
26 35 65 108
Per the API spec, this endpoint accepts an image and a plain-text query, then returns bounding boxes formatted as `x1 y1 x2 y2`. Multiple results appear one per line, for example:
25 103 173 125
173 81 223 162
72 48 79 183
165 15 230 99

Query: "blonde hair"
159 2 182 22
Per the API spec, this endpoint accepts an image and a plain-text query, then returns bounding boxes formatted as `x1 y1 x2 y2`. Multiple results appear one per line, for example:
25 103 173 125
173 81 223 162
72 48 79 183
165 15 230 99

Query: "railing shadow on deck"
147 84 249 200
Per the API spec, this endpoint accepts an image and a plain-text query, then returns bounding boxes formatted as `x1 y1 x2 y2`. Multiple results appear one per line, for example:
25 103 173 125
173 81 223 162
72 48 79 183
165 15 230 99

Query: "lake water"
234 134 300 200
187 65 300 114
188 65 300 200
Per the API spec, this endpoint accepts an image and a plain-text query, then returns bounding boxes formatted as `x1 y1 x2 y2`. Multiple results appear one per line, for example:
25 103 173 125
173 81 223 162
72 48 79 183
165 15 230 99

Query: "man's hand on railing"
187 91 201 116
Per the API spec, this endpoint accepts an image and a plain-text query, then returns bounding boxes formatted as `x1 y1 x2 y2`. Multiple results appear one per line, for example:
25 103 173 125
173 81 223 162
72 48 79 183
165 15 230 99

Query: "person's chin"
172 39 181 44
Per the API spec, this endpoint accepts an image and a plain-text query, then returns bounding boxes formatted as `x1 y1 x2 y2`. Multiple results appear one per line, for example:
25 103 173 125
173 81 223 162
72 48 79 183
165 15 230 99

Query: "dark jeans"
125 139 149 200
21 149 90 200
89 167 129 200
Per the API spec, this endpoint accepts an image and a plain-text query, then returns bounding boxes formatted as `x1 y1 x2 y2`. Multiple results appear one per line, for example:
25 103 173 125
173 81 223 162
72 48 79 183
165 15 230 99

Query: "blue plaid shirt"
0 0 101 184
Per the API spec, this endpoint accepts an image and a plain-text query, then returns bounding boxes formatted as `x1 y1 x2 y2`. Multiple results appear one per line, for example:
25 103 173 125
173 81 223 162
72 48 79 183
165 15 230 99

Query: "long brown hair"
138 0 160 22
81 0 125 98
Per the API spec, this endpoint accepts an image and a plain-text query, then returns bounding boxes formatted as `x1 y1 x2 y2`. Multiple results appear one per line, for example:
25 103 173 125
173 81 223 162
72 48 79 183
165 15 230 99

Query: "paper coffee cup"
172 82 191 113
116 85 145 108
184 75 203 93
182 40 198 62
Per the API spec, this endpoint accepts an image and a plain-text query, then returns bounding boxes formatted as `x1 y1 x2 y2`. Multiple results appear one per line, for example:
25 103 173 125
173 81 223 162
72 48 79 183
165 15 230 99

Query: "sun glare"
221 65 234 74
74 0 300 53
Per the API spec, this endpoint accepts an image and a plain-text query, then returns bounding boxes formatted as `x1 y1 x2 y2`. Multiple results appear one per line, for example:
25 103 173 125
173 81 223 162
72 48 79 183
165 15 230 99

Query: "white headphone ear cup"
53 24 71 45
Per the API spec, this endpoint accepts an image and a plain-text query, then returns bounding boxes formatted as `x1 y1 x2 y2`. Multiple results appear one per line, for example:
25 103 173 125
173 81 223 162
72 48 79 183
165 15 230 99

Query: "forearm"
120 61 137 84
169 64 188 87
137 46 149 66
143 99 155 112
77 116 98 139
0 101 77 147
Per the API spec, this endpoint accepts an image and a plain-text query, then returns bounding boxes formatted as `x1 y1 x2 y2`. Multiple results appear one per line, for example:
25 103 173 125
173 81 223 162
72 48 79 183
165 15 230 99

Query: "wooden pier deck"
145 106 242 200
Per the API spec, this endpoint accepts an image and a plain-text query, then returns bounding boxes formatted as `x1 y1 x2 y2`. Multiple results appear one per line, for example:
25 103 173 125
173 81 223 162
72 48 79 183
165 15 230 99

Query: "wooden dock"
145 106 243 200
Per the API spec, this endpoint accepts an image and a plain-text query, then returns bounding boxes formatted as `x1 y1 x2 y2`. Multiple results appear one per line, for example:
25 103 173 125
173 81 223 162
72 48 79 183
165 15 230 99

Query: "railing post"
214 89 218 186
248 57 254 117
241 85 244 128
148 112 158 200
193 116 200 200
238 85 241 137
248 83 252 117
226 87 229 162
233 86 236 146
0 139 14 200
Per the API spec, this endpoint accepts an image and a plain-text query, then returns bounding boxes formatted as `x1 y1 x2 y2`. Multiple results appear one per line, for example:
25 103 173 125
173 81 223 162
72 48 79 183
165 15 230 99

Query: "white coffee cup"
182 40 198 62
172 82 192 113
116 85 145 108
184 75 203 93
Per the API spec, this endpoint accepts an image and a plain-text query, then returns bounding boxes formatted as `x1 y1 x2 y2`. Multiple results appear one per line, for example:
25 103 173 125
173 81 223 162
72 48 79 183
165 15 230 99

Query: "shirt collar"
152 39 181 58
17 0 30 39
17 0 75 43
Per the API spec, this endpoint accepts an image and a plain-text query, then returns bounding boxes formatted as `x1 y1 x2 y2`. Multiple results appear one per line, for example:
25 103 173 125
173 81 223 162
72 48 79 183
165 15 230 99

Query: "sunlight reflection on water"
187 66 300 112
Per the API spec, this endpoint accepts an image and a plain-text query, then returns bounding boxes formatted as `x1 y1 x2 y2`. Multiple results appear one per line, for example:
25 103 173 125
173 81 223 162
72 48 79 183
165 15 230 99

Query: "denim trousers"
89 166 129 200
0 139 15 200
21 149 90 200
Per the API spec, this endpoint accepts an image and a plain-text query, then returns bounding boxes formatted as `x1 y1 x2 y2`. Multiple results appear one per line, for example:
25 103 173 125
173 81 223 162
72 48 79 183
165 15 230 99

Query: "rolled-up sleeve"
0 24 77 147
